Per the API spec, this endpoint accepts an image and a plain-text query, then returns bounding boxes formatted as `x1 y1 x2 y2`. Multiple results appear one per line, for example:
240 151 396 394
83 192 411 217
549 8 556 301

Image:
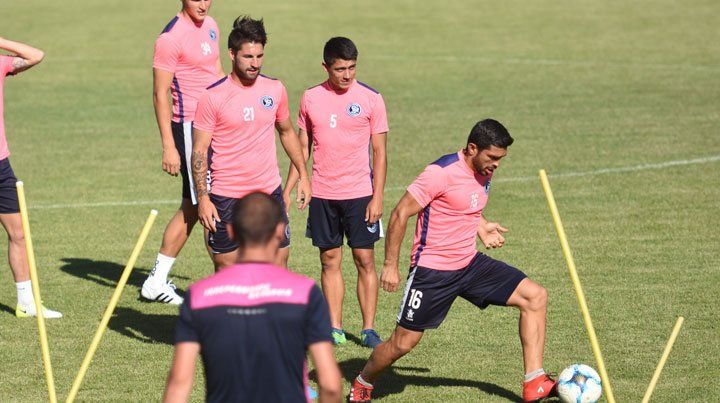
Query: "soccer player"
348 120 558 402
284 37 388 348
192 16 311 270
142 0 224 304
0 37 61 319
163 192 342 402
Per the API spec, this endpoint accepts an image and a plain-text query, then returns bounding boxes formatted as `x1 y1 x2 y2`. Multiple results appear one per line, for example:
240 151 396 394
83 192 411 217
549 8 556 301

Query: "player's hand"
365 196 383 225
198 197 219 233
380 262 400 292
296 177 311 210
162 147 181 176
282 190 292 216
477 222 508 249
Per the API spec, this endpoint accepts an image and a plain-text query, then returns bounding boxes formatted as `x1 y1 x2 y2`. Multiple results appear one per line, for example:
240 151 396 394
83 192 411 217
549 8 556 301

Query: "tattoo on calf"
191 151 208 198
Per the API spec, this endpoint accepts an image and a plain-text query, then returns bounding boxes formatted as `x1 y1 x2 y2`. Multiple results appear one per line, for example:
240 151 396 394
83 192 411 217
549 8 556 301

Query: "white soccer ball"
557 364 603 403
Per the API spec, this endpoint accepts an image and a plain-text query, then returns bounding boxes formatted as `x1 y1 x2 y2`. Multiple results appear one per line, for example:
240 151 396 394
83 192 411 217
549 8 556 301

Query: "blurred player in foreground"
0 37 61 318
163 192 341 402
142 0 224 304
349 120 558 402
284 37 388 348
192 16 311 270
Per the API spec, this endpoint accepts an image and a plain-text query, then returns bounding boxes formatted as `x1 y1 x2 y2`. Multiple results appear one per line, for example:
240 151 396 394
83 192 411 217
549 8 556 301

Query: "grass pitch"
1 0 718 401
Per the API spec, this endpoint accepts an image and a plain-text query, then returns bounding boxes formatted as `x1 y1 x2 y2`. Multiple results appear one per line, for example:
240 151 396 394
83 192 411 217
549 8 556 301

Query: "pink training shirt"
194 75 290 198
153 12 220 123
0 56 15 160
297 80 388 200
407 151 493 271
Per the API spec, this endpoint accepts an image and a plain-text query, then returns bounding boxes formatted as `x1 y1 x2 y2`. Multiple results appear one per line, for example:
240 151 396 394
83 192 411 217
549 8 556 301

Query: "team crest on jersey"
346 103 362 117
484 179 491 194
209 29 217 41
367 222 378 234
260 95 274 109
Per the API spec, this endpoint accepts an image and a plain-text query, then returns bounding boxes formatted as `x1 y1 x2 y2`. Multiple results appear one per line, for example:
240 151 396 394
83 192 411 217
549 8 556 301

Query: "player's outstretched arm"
276 118 311 209
283 128 311 213
153 68 180 176
476 214 508 249
163 342 200 403
381 192 423 292
0 37 44 74
308 341 342 403
192 128 218 232
366 132 387 225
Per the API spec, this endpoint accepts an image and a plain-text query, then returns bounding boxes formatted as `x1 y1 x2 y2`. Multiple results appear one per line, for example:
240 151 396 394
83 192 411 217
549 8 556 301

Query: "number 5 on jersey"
329 114 337 128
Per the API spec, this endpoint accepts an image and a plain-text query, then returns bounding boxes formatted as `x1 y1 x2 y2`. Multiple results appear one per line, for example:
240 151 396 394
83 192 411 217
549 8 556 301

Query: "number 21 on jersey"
243 107 254 122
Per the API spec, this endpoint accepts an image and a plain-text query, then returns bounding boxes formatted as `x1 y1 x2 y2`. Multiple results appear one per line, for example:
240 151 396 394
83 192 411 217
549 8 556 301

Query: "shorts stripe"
412 206 430 266
181 122 197 204
397 267 417 323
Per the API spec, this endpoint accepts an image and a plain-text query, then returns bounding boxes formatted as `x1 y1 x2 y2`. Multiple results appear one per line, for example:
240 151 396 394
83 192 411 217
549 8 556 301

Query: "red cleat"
522 373 558 402
348 376 373 402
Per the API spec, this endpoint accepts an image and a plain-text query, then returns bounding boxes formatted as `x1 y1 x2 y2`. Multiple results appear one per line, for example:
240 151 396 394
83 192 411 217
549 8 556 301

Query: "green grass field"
1 0 719 401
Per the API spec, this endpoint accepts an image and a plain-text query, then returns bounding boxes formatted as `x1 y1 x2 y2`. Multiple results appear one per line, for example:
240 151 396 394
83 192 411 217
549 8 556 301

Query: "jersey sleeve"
175 294 200 344
193 91 217 133
296 91 310 132
370 93 389 134
406 164 447 208
0 56 14 77
304 284 333 346
276 84 290 123
153 34 181 73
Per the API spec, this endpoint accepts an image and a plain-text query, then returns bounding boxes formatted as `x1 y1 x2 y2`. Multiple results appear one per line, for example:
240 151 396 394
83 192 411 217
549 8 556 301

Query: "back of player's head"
228 16 267 52
323 37 358 65
231 192 284 248
467 119 514 150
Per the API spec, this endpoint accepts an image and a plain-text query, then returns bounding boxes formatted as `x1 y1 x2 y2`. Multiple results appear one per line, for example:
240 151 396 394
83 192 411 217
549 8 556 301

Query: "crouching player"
163 193 341 402
349 119 557 402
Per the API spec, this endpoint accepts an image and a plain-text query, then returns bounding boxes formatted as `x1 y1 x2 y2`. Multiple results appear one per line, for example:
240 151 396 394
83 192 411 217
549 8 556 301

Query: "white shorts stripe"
397 268 417 323
182 122 198 205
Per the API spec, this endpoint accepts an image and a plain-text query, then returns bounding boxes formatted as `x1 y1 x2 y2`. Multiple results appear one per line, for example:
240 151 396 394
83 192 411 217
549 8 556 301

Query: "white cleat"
141 279 184 305
16 303 63 319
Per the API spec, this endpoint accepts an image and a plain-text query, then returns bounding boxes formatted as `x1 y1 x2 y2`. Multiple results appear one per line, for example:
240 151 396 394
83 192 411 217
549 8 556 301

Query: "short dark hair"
231 192 284 248
228 16 267 53
323 37 358 65
467 119 514 150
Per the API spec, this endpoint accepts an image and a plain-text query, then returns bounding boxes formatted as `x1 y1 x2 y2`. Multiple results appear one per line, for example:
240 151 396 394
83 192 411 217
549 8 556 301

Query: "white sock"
16 280 34 307
524 368 545 382
356 374 373 388
149 253 176 285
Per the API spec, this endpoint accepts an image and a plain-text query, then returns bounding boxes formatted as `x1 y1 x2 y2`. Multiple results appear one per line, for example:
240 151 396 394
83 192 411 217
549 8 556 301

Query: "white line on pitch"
28 154 720 210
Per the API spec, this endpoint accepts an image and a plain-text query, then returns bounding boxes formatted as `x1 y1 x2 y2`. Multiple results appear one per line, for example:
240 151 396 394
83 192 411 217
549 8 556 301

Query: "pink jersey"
0 56 15 160
407 151 493 271
297 80 388 199
194 75 290 198
153 13 220 123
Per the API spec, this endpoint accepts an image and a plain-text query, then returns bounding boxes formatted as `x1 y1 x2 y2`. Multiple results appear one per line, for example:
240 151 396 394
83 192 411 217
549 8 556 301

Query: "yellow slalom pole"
65 210 158 403
538 170 616 403
16 181 57 403
641 316 684 403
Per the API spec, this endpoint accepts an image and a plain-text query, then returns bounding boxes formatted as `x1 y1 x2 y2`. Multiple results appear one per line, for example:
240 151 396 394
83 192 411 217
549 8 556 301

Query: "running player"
163 193 341 402
0 37 61 319
142 0 224 304
284 37 388 348
192 16 311 270
348 120 558 402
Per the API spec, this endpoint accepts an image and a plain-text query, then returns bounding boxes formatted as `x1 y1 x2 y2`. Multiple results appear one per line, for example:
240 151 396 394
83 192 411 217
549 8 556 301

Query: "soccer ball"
557 364 603 403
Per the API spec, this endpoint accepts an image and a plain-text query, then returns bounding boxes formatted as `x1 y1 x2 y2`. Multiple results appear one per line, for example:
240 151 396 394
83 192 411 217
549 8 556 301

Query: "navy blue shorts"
396 253 527 331
305 196 381 249
207 186 290 254
0 158 19 214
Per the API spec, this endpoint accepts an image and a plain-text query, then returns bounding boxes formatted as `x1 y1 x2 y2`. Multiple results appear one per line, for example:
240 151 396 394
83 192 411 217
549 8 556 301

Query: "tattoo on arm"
11 58 29 72
191 151 208 198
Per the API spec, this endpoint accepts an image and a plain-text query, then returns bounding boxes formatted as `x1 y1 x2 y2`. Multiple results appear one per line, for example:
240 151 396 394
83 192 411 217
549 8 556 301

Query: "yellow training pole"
16 181 57 403
65 210 158 403
538 170 616 403
641 316 684 403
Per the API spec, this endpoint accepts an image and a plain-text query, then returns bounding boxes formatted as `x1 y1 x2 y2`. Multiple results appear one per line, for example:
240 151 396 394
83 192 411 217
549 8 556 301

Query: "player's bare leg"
159 198 199 257
320 247 345 330
212 249 238 272
506 277 548 373
275 246 289 268
0 213 29 282
352 248 378 330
